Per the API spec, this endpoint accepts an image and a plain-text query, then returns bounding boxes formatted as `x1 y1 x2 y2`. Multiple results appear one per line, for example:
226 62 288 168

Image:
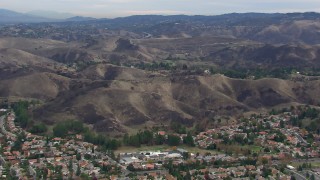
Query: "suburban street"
0 115 16 139
305 170 320 180
286 169 307 180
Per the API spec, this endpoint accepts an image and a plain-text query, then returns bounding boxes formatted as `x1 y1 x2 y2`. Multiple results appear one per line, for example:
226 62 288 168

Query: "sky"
0 0 320 18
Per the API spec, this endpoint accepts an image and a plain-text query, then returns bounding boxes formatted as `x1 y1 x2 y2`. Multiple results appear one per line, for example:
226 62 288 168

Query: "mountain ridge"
1 8 320 25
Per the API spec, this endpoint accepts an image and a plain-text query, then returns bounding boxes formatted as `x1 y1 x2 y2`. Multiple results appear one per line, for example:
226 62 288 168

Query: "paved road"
287 169 307 180
294 132 308 144
135 169 168 175
273 158 320 165
101 154 131 176
305 170 320 180
0 116 6 133
0 115 16 139
284 129 308 144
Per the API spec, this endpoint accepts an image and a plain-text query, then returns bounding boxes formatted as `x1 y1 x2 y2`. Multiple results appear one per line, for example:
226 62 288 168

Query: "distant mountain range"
1 8 320 25
65 16 97 22
0 9 96 24
27 10 74 19
0 9 55 23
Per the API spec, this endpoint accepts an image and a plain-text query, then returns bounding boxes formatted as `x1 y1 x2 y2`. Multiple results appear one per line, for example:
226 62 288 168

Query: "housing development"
0 106 320 180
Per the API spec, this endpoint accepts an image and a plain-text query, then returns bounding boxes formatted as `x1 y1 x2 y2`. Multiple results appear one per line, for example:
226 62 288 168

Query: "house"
6 156 16 161
0 133 5 143
28 159 38 165
176 148 188 155
131 162 142 170
259 131 267 135
75 134 83 140
158 131 166 136
145 163 155 170
166 153 182 160
234 171 245 177
10 160 20 166
120 156 141 165
217 173 228 179
271 168 279 176
203 156 214 163
148 172 158 179
245 165 256 171
165 173 177 180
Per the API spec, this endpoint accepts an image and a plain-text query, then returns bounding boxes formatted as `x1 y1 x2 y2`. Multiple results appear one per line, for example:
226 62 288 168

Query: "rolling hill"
1 62 320 135
1 13 320 136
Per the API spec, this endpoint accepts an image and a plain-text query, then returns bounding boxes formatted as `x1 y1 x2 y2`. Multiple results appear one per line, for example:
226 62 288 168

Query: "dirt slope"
23 65 319 135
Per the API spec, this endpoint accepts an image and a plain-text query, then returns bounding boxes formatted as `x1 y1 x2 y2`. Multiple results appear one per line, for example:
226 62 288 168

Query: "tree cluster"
12 101 30 128
123 129 194 147
53 120 85 138
83 131 121 150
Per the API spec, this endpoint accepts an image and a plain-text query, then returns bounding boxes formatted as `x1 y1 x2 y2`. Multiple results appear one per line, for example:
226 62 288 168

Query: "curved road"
0 115 16 138
287 169 307 180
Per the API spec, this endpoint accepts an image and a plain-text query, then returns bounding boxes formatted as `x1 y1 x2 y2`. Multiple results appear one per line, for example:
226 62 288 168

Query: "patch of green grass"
292 161 320 168
248 145 263 153
179 145 219 154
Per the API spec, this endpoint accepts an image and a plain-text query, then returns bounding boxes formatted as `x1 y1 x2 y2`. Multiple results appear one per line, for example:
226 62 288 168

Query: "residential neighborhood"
1 107 320 179
0 111 121 179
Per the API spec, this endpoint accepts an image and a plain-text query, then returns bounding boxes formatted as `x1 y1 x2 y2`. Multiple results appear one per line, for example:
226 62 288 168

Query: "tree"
53 123 68 137
184 171 192 180
262 167 271 177
80 173 90 180
43 168 48 179
12 101 31 128
53 120 85 138
70 120 84 133
12 132 25 151
76 153 81 161
127 164 135 171
154 134 165 145
280 120 285 128
56 165 63 180
129 135 140 147
207 143 216 150
182 152 189 160
76 165 81 176
30 123 47 134
84 154 91 160
264 147 271 153
171 122 187 134
147 175 155 180
274 131 286 142
68 159 73 179
101 164 111 174
123 133 129 145
167 135 180 146
183 132 195 146
311 174 315 180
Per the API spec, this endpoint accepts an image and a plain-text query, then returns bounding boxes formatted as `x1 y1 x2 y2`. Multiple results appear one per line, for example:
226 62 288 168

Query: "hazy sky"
1 0 320 18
